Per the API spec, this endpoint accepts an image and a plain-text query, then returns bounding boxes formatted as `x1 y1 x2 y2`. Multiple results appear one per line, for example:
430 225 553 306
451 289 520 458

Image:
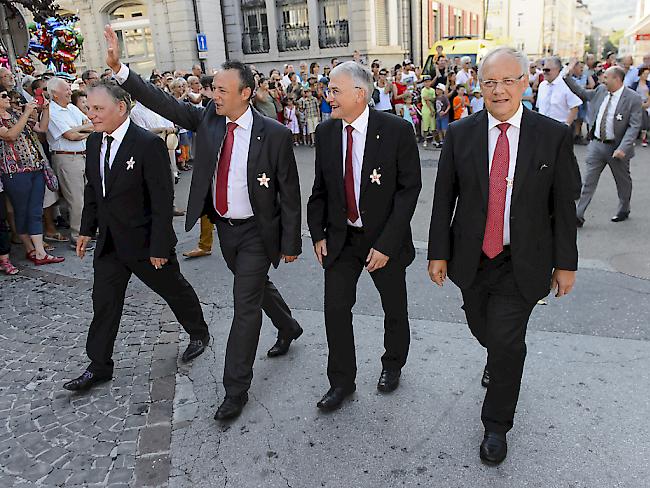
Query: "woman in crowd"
254 78 278 119
0 181 18 274
0 92 64 265
633 67 650 147
171 77 192 171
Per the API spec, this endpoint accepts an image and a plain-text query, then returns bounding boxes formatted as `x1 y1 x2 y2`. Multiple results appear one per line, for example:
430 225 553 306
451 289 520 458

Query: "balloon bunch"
24 17 84 74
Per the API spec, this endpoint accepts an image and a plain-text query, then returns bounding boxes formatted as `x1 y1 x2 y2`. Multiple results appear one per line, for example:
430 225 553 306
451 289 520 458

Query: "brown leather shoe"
183 248 212 258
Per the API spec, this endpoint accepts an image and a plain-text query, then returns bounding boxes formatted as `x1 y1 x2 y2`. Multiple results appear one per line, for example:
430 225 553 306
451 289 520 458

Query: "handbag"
42 160 59 192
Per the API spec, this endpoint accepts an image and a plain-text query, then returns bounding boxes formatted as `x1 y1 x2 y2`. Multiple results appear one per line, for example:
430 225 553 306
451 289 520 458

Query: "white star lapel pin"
257 172 270 188
506 177 514 188
370 168 382 185
126 157 135 170
616 113 623 121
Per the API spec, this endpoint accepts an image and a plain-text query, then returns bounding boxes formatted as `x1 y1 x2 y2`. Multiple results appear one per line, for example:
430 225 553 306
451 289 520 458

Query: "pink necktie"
482 123 510 258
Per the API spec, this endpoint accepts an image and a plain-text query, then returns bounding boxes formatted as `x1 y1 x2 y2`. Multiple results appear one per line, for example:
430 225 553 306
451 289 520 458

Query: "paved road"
1 141 648 487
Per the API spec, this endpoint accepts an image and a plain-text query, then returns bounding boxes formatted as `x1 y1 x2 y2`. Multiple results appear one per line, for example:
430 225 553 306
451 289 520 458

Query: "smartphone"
34 88 45 106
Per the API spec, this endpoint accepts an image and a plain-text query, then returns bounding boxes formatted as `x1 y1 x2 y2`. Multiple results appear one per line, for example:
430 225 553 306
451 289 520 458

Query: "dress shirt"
213 107 254 219
594 85 624 141
47 101 88 151
100 117 131 196
487 103 523 246
342 106 369 228
536 77 582 123
130 101 174 131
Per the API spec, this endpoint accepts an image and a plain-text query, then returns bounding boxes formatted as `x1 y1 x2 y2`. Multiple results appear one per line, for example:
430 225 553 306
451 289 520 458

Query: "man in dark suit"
63 80 210 392
563 61 643 225
307 61 422 411
104 27 302 420
428 47 579 464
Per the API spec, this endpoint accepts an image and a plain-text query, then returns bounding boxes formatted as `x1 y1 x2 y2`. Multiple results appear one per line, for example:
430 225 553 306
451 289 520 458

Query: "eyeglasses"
329 86 364 98
0 93 8 99
480 74 525 89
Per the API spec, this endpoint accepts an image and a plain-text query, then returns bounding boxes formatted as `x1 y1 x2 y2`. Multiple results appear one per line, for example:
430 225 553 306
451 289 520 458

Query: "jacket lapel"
511 107 538 206
471 110 489 208
360 109 381 198
105 123 138 196
209 112 226 174
246 109 264 200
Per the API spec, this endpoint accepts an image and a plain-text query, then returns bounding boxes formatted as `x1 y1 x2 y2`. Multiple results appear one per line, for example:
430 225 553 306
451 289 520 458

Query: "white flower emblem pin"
370 168 382 185
126 157 135 170
616 113 623 121
257 172 270 188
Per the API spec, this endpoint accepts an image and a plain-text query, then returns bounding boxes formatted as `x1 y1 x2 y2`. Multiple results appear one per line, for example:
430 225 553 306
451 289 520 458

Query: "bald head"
604 66 625 93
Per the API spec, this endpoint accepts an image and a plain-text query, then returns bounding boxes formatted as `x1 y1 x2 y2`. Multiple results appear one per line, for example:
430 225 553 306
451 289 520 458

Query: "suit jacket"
427 108 579 303
307 109 422 268
120 70 302 267
564 75 643 158
80 122 176 260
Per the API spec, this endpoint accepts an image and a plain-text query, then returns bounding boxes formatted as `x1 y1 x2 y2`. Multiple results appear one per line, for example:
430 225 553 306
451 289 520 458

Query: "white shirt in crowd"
487 103 523 246
99 117 130 196
214 107 255 219
594 84 625 141
47 101 88 152
341 105 369 228
536 76 582 123
130 101 174 131
456 69 471 87
470 96 484 114
374 82 393 111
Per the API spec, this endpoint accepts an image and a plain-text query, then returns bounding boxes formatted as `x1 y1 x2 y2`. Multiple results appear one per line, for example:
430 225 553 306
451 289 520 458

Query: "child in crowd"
299 87 320 147
296 92 307 145
470 87 484 114
434 84 450 148
420 75 436 147
453 85 470 120
283 96 300 146
399 94 419 135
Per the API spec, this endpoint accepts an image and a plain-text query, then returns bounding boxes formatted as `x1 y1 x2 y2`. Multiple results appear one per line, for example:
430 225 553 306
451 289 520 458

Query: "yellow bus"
423 36 500 75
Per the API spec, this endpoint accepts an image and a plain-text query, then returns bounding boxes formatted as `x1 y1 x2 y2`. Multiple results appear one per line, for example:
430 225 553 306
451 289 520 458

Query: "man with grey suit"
564 61 643 225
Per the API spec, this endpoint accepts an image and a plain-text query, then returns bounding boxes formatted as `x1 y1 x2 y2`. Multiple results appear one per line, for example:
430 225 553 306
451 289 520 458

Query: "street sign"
198 51 208 60
196 33 208 52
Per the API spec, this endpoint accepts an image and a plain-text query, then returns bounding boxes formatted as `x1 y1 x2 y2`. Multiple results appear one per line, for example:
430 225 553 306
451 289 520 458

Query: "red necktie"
344 125 359 223
215 122 238 216
482 122 510 259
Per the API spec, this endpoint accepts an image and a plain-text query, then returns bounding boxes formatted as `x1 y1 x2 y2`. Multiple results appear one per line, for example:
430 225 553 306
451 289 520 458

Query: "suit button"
361 210 366 215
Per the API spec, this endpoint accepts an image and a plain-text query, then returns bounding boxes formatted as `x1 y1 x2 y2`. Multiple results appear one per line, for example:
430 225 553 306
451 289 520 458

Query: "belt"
593 137 615 144
52 150 86 155
346 225 364 234
215 215 255 226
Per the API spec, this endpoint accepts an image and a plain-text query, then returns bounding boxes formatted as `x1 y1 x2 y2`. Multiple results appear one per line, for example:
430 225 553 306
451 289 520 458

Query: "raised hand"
104 25 122 72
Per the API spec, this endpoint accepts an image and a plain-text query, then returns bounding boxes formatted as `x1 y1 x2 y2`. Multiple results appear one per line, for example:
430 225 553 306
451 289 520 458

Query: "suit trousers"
324 228 410 389
460 249 536 434
576 140 632 220
51 153 86 240
216 219 301 397
86 234 209 377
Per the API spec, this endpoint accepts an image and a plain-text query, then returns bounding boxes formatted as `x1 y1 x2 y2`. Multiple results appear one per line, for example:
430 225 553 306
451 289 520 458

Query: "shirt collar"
487 103 523 131
226 106 253 130
104 117 130 145
343 106 370 135
51 101 68 111
610 85 625 98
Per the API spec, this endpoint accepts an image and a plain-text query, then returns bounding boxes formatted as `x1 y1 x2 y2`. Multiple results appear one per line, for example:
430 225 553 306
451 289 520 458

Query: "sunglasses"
0 93 9 99
542 68 552 73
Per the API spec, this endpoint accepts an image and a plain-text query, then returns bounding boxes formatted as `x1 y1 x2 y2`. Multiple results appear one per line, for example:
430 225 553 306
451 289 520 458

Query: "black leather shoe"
63 370 111 391
377 369 401 393
181 333 210 363
611 213 629 222
480 431 507 465
267 326 303 357
316 385 356 412
214 392 248 421
481 366 490 388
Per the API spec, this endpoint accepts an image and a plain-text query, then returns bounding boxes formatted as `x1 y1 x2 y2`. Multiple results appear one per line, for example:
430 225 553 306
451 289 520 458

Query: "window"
431 2 440 43
241 2 269 54
375 0 389 46
454 9 463 36
276 0 310 51
320 0 347 23
108 2 155 74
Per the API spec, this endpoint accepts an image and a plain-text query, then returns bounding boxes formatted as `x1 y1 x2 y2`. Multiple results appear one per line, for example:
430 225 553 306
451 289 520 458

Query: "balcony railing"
242 28 270 54
318 20 349 48
277 24 310 51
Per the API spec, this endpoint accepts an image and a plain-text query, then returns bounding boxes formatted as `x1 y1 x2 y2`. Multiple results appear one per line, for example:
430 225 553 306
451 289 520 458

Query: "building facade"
623 0 650 62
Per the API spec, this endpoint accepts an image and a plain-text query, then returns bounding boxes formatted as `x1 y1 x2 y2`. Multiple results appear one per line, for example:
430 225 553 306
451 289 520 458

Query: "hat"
472 87 481 93
436 83 446 90
421 75 432 81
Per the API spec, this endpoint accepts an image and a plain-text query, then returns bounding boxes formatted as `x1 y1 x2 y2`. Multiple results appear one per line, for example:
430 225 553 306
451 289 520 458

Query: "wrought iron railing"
242 28 270 54
318 20 349 48
277 24 310 51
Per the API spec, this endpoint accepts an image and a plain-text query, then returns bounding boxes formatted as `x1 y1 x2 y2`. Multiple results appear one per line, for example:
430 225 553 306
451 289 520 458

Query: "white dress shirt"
100 117 131 196
536 77 582 123
594 85 624 141
214 107 254 219
342 106 369 228
487 103 523 246
130 101 174 131
47 101 88 152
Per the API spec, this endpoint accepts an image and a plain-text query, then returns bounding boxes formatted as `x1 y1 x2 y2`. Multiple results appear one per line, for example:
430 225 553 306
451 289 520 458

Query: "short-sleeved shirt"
435 95 450 116
47 101 88 151
536 77 582 123
298 96 320 120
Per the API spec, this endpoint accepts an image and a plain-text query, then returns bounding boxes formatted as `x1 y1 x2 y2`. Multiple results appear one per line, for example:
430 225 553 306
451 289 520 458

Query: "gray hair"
170 77 187 91
461 55 472 65
607 66 626 82
330 61 374 103
46 76 69 95
478 46 530 79
87 79 132 113
545 56 562 70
